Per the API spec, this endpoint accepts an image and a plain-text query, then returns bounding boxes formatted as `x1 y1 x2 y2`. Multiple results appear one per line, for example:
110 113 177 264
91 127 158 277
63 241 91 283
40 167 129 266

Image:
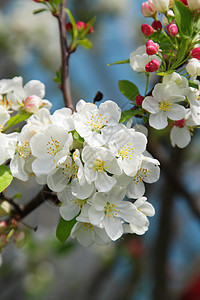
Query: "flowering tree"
0 1 200 297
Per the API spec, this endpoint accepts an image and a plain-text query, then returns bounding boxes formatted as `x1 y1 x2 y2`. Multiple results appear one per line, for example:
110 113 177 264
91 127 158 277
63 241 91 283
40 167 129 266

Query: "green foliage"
107 59 130 66
152 31 172 50
173 0 193 38
3 111 32 132
78 16 96 39
71 130 84 143
120 110 140 123
118 80 139 102
65 8 78 39
56 217 77 244
171 38 188 69
0 165 13 192
77 38 93 49
189 80 199 89
53 68 62 85
33 9 48 15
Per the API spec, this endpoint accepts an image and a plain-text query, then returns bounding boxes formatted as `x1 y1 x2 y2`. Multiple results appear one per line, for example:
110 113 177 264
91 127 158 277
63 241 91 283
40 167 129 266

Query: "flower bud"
180 0 188 4
141 1 156 17
0 234 8 250
141 24 154 37
66 22 73 31
146 39 159 55
145 59 160 72
0 201 11 216
76 21 93 34
135 95 145 106
166 22 178 36
186 58 200 77
0 222 7 234
191 47 200 60
24 95 43 113
188 0 200 10
152 20 162 31
13 231 26 249
174 119 185 128
152 0 170 12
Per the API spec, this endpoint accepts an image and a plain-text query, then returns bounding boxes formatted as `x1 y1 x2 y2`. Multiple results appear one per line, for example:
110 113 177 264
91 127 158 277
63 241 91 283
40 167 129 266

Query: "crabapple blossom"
141 1 156 17
187 0 200 10
152 0 170 12
146 40 159 55
141 24 154 37
142 81 186 129
186 58 200 78
166 22 178 37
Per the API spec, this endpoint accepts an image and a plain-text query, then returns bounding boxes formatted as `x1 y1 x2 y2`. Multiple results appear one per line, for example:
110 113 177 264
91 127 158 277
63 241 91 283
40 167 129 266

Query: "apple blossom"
141 1 156 17
152 0 170 12
187 0 200 10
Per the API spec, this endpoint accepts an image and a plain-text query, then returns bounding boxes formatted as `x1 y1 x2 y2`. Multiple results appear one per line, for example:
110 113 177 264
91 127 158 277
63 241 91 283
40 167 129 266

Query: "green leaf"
107 59 130 66
171 38 188 69
156 70 175 76
65 8 78 38
53 68 62 84
120 110 140 123
173 0 193 38
78 16 96 40
0 165 13 192
71 130 84 143
56 217 77 244
151 32 172 50
33 9 47 14
77 38 92 49
118 80 139 102
189 80 199 89
3 111 32 132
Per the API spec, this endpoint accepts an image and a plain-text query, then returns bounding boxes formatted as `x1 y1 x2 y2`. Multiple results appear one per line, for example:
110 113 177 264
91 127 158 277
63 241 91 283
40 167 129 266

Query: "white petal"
142 96 159 114
88 206 104 226
24 80 45 98
95 172 117 192
167 104 186 120
149 111 168 129
103 216 123 241
60 203 80 221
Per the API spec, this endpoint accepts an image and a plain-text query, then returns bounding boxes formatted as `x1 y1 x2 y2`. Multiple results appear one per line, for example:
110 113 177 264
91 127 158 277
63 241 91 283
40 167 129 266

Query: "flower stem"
145 73 150 97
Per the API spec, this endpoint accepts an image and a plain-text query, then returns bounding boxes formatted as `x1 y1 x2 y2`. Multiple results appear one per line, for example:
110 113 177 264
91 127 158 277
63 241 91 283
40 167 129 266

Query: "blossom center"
87 113 108 133
189 126 194 136
17 139 31 158
61 161 78 183
72 198 87 208
93 159 107 172
118 143 135 159
83 223 94 233
46 137 62 156
104 202 120 218
159 100 172 112
0 96 12 110
134 168 151 184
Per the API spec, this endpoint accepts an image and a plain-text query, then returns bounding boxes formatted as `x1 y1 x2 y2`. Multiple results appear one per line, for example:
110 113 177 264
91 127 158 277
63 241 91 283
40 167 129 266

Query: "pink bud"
66 22 73 31
146 39 159 55
24 95 43 113
166 22 178 37
13 231 26 249
141 1 156 17
0 222 7 234
0 234 8 249
141 24 154 37
180 0 188 5
174 119 185 128
152 20 162 31
191 47 200 60
136 95 144 106
145 59 160 72
76 21 93 34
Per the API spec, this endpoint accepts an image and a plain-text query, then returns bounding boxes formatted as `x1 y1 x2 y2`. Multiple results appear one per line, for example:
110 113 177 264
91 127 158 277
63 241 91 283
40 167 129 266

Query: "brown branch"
56 0 75 112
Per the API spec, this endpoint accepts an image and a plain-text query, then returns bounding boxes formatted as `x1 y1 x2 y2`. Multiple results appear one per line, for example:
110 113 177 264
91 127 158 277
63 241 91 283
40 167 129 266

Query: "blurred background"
0 0 200 299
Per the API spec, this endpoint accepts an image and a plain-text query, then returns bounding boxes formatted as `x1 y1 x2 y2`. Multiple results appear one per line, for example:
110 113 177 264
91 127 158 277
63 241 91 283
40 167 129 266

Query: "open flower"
142 81 186 129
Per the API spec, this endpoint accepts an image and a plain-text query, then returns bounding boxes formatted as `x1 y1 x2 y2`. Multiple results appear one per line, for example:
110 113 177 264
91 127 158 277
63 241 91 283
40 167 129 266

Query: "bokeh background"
0 0 200 299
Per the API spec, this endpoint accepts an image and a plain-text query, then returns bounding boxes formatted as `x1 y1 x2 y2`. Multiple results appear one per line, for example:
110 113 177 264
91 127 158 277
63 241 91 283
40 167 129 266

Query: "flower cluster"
129 0 200 148
0 80 160 246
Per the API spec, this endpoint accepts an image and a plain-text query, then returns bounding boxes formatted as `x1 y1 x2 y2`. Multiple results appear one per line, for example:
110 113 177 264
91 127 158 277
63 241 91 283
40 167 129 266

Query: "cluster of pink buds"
66 21 94 34
146 40 159 55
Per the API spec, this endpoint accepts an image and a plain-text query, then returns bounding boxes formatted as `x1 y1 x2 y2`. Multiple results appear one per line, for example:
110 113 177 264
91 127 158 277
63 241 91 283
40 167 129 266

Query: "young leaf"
171 38 188 69
65 8 78 38
189 80 199 89
173 0 193 38
3 111 32 132
77 38 92 49
56 217 77 244
118 80 139 102
71 130 84 143
120 110 140 123
107 59 129 66
33 9 47 15
0 165 13 193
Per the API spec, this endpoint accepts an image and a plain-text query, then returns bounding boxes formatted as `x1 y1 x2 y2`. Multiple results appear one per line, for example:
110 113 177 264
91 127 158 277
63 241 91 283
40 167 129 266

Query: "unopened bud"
174 119 185 128
13 231 26 249
136 95 144 106
0 222 7 234
180 0 188 4
191 47 200 60
141 24 154 37
146 39 159 55
152 0 170 12
0 201 11 216
166 22 178 37
152 20 162 31
145 59 160 72
141 1 156 17
24 95 43 113
76 21 93 34
66 22 73 31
